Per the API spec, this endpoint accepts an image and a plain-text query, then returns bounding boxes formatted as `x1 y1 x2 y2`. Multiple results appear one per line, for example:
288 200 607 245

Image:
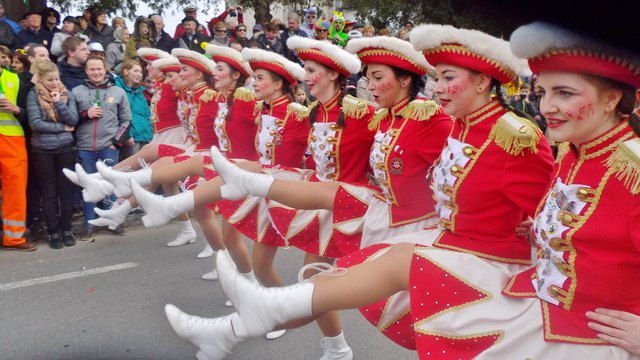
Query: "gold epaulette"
399 99 439 121
555 142 571 164
368 108 388 131
489 113 541 156
606 138 640 194
342 95 369 120
200 89 217 103
254 100 264 117
286 102 310 122
233 87 255 102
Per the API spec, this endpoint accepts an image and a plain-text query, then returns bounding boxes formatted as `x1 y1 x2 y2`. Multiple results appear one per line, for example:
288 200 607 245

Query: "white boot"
216 250 314 338
164 304 243 360
166 220 197 247
97 161 152 198
63 167 103 187
197 243 215 259
210 146 275 200
265 329 286 340
89 200 133 230
76 164 115 203
202 268 219 281
319 332 353 360
131 179 195 227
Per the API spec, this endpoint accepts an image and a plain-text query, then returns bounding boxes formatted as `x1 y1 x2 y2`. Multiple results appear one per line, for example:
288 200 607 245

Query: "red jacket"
504 122 640 344
214 88 259 161
184 83 219 152
151 81 181 133
306 92 376 184
431 100 555 264
256 94 310 168
369 97 452 226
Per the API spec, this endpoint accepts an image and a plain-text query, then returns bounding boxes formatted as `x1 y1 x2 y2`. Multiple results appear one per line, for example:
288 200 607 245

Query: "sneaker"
49 233 64 249
61 231 76 247
4 241 38 252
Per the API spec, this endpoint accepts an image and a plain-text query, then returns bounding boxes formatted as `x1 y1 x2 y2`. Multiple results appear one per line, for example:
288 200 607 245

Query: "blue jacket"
27 88 78 150
115 76 152 142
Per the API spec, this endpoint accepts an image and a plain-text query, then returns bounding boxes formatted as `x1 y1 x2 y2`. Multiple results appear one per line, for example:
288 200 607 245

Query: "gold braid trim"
489 113 541 156
233 87 255 103
200 89 217 103
254 100 264 117
555 142 571 163
286 102 310 122
368 108 388 131
399 99 439 121
342 95 369 119
606 138 640 194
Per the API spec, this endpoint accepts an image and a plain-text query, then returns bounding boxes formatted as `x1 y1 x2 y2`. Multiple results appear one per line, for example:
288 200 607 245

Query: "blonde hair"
31 59 59 79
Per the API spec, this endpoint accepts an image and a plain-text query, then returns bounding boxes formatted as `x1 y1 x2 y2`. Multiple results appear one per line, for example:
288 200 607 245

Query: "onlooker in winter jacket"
27 60 78 249
177 16 209 54
51 16 89 62
57 37 90 90
85 9 114 50
71 55 131 236
125 16 155 61
15 11 53 49
106 27 128 72
150 14 176 54
114 59 152 160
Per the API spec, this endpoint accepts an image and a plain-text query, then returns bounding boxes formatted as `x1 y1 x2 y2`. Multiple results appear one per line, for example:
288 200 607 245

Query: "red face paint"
447 84 462 96
377 81 393 93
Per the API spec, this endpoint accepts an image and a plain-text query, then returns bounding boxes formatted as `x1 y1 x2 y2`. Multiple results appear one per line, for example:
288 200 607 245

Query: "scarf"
34 81 68 122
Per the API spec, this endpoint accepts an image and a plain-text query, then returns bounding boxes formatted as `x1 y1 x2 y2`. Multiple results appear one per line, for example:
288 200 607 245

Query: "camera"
229 10 237 16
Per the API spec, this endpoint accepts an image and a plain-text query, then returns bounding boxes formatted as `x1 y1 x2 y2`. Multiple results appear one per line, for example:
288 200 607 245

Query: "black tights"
30 149 75 234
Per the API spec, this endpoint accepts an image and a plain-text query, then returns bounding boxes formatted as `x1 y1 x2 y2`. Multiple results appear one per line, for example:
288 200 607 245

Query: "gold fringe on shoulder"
400 99 439 121
489 113 541 156
606 138 640 194
286 102 310 122
200 89 216 103
233 87 255 102
555 142 571 163
342 95 369 119
368 108 388 131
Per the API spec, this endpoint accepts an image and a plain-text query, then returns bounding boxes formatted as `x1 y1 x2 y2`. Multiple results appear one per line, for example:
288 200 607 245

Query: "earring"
477 87 484 92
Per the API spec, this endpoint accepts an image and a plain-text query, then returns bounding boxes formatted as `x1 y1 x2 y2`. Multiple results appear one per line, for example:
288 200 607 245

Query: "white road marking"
0 262 139 291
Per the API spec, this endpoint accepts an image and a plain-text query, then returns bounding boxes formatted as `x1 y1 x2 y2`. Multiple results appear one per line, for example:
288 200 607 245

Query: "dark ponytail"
224 68 247 123
389 66 425 102
589 76 640 137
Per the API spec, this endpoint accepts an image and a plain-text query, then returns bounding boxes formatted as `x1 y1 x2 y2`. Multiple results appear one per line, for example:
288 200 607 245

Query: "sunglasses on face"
237 28 246 32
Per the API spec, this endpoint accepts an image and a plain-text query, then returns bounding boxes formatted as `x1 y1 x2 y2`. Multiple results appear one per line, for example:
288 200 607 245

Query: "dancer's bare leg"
222 220 252 274
114 143 162 170
193 205 224 250
151 155 208 185
252 243 282 287
267 180 340 210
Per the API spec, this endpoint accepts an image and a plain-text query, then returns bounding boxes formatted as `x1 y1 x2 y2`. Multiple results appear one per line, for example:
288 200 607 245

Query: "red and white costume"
215 47 312 245
148 56 188 145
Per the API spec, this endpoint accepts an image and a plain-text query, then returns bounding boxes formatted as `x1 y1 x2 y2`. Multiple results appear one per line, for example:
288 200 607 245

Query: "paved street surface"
1 221 418 360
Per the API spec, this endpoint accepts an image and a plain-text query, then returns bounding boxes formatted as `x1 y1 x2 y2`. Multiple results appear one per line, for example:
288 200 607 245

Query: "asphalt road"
0 221 418 360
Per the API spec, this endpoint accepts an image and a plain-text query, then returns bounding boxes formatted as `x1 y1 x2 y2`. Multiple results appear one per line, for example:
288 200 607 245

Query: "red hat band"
358 48 427 75
249 61 297 86
295 48 349 77
159 64 182 73
424 44 516 84
177 57 212 76
212 55 250 78
528 50 640 88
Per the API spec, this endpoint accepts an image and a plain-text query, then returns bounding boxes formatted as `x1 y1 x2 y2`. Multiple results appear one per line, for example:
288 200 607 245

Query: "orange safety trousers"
0 135 27 246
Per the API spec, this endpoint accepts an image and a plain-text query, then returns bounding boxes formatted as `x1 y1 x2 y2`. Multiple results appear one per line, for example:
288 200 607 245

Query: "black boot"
48 233 64 249
61 231 76 247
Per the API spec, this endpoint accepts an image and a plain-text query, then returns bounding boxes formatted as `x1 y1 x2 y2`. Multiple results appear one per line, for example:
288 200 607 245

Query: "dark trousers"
30 148 76 234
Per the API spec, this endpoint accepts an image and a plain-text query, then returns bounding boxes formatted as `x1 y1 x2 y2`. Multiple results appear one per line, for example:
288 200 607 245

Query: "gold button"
327 136 334 142
547 285 562 299
381 145 388 151
330 124 338 130
518 126 528 134
553 259 571 277
266 142 273 148
463 147 473 156
389 129 399 136
577 188 589 201
275 120 283 126
548 239 563 251
269 130 276 135
561 214 573 226
451 165 459 173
